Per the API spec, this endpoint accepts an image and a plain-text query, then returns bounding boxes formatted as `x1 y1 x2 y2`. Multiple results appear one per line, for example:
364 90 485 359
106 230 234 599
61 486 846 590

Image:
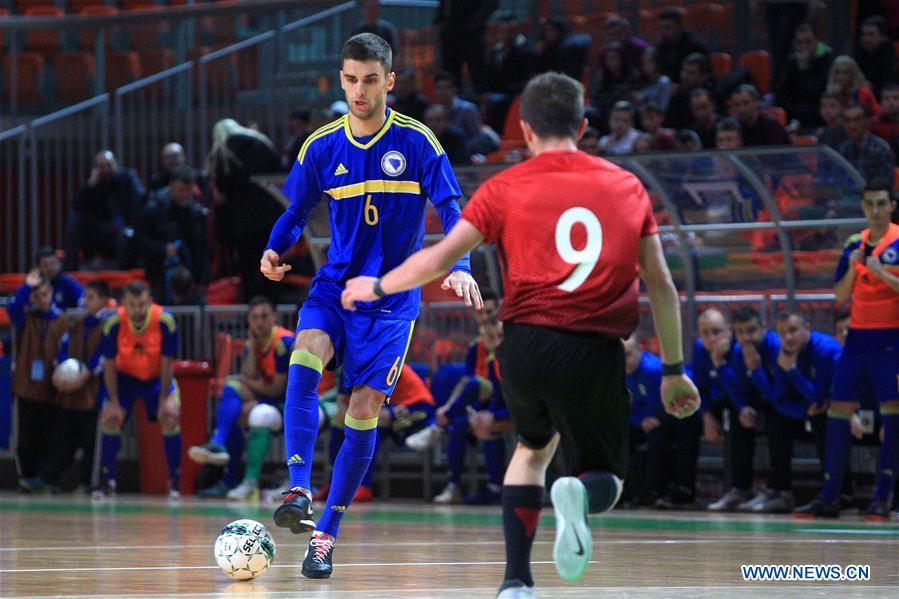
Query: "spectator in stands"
689 88 722 150
814 91 849 149
44 280 111 494
435 0 498 93
407 289 513 505
776 23 834 129
424 104 470 166
764 309 841 512
351 0 399 58
870 83 899 153
484 12 532 99
148 143 188 192
629 46 673 113
730 84 790 146
827 55 882 117
656 8 708 83
32 246 82 310
134 166 209 302
531 16 589 81
715 118 744 149
675 129 702 150
64 150 145 271
433 72 481 150
855 15 898 98
283 109 312 170
168 266 207 307
6 272 67 493
640 101 676 150
666 53 714 131
577 126 601 155
838 103 896 183
590 42 636 131
632 133 656 153
206 119 282 302
604 15 649 67
761 0 810 86
598 101 642 155
392 68 431 122
623 334 661 507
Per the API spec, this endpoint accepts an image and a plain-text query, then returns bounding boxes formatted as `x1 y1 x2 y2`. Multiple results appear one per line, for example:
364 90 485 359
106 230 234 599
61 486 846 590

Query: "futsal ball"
214 519 276 580
54 359 84 384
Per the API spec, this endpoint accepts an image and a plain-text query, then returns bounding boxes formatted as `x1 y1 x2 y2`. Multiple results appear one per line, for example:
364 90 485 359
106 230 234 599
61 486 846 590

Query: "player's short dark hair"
659 7 684 24
341 33 392 73
434 71 460 88
733 307 761 324
675 128 701 148
480 287 500 304
716 117 742 136
248 295 275 311
123 280 150 297
862 15 888 36
520 72 584 141
682 52 710 75
170 165 196 185
864 177 894 195
794 22 816 37
86 280 110 298
775 308 807 324
732 83 760 100
834 309 851 323
35 245 57 264
170 266 194 296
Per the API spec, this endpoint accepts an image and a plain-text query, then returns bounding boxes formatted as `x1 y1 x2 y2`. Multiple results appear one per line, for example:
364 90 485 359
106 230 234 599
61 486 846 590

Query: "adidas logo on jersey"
334 163 348 176
287 454 305 465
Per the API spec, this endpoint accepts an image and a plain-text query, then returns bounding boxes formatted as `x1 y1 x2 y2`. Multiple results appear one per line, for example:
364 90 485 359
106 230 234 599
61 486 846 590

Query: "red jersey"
462 150 658 337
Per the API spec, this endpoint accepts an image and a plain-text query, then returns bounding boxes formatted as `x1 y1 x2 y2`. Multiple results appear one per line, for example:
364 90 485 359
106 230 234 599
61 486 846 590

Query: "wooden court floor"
0 493 897 598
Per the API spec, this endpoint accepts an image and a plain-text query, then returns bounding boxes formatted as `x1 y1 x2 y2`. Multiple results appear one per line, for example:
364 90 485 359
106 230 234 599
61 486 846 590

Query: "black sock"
579 471 621 514
502 485 545 588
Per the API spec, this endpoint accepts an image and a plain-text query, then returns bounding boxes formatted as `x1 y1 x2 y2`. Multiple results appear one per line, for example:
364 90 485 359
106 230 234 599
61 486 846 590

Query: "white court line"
0 559 596 574
2 536 898 553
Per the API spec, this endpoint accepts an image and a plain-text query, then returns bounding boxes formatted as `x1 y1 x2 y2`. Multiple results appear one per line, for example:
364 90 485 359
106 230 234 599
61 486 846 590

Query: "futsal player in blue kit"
260 33 482 579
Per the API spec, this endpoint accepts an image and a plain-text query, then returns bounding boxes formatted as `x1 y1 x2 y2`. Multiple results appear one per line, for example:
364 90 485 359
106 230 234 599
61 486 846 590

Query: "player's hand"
25 269 42 287
641 416 661 433
777 349 797 371
849 248 864 266
158 396 180 424
441 271 482 309
260 249 291 282
436 406 450 427
738 406 757 429
703 411 723 443
661 374 700 419
865 255 885 277
850 413 864 440
341 276 379 310
102 399 125 429
469 410 495 439
807 401 828 417
741 342 761 371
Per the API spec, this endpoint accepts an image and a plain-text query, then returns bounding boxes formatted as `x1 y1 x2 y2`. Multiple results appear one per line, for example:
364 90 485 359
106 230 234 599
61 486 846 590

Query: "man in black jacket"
64 150 145 270
855 15 898 98
656 8 708 83
134 166 209 301
731 84 789 146
776 23 833 128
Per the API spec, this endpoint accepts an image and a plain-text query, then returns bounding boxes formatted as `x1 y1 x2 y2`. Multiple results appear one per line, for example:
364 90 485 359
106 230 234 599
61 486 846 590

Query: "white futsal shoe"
550 476 592 581
496 581 536 598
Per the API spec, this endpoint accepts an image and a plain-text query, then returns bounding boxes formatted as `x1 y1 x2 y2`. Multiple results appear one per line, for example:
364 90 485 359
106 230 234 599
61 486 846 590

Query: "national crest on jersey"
283 109 461 320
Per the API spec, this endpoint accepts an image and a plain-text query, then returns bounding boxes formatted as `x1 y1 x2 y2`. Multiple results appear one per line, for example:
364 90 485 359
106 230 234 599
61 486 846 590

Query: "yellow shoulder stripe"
324 179 422 200
159 312 177 332
102 314 120 336
393 113 444 156
275 341 287 357
843 233 862 248
298 116 346 165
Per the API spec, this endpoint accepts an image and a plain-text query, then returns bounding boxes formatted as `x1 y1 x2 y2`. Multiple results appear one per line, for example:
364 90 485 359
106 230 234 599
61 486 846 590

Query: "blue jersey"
690 338 733 414
771 330 841 420
268 109 471 320
723 330 780 412
627 351 662 426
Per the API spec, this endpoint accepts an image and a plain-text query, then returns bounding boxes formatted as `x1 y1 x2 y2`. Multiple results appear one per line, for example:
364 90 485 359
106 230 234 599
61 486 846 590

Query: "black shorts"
496 322 630 479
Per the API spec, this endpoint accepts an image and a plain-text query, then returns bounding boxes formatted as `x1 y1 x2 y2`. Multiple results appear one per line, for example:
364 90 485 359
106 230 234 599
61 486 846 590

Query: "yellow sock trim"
102 427 121 435
344 414 379 431
163 427 181 436
827 409 853 420
290 349 323 373
881 406 899 416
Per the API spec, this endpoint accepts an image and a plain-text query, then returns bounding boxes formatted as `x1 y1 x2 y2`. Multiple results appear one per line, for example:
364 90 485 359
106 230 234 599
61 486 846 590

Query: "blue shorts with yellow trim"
99 373 180 421
297 280 414 396
831 328 899 404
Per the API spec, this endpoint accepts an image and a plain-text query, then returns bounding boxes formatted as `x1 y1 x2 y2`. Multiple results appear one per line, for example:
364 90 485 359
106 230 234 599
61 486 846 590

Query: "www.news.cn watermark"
742 564 871 582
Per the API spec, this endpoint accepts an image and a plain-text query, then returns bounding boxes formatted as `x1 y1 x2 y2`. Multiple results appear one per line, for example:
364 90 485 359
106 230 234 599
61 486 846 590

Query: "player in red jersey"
342 72 700 597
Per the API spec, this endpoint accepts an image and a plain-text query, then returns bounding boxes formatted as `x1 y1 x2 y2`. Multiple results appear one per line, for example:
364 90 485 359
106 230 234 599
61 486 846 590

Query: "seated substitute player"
189 296 295 500
258 33 481 579
795 179 899 521
95 281 182 498
622 334 662 507
408 288 514 505
342 71 700 597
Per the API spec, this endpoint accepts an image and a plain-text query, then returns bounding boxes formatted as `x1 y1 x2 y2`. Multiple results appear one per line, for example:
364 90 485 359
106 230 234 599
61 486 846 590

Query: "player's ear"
575 117 588 141
385 70 396 92
519 119 533 144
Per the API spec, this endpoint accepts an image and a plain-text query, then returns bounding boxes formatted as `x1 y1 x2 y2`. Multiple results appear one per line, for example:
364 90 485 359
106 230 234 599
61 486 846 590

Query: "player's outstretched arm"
638 234 700 419
342 220 484 310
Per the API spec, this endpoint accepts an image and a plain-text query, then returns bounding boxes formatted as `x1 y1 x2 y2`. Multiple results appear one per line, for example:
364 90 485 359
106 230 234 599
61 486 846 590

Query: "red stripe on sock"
514 507 541 538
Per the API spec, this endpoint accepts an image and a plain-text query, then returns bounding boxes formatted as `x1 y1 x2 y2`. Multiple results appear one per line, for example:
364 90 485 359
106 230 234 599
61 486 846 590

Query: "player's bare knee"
160 412 179 431
292 329 335 368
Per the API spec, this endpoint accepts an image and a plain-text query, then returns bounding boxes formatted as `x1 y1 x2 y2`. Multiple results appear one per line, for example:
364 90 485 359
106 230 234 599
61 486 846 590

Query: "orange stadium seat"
686 3 724 47
638 9 657 40
762 106 787 127
791 134 818 145
739 50 771 94
15 0 56 12
105 50 141 91
77 5 118 50
69 0 108 12
123 4 167 48
502 95 524 142
4 52 46 105
119 0 159 8
23 6 65 58
56 51 96 103
710 52 732 78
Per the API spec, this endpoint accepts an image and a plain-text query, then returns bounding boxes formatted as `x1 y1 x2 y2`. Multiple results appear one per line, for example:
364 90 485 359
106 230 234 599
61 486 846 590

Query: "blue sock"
821 411 852 502
483 438 505 488
211 384 243 446
318 415 378 538
224 426 245 487
361 429 383 490
874 413 899 502
163 428 182 484
329 424 344 466
284 350 322 491
100 428 122 481
446 416 468 485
